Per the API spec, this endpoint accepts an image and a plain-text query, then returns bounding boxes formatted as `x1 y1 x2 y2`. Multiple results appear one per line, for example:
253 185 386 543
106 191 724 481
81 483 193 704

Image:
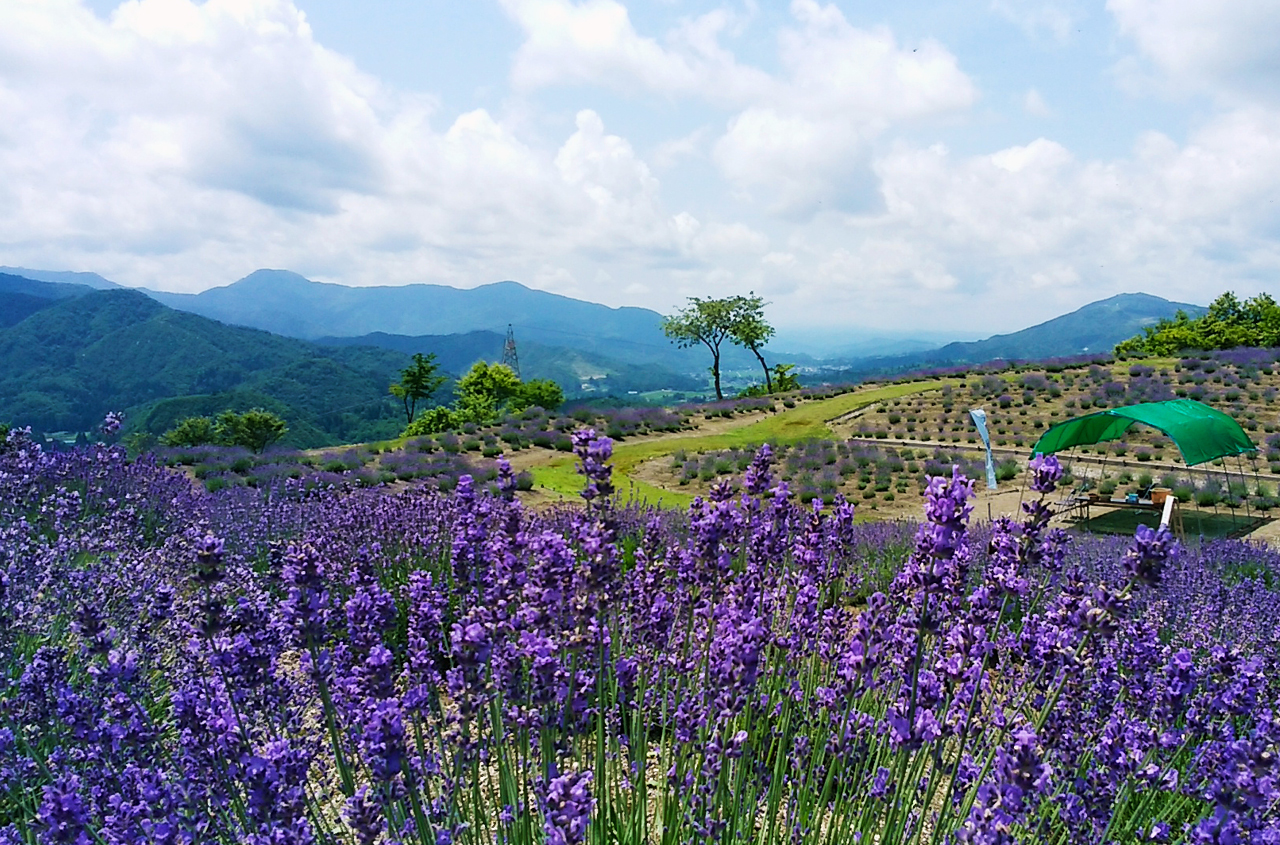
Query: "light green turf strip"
532 379 953 506
534 458 698 509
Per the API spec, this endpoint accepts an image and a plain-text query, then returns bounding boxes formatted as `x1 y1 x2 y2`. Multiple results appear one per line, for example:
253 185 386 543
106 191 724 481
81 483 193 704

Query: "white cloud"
0 0 697 291
498 0 769 103
652 126 709 169
500 0 976 214
1023 88 1053 116
712 3 975 213
2 0 1278 339
839 109 1280 325
1108 0 1280 104
990 0 1082 42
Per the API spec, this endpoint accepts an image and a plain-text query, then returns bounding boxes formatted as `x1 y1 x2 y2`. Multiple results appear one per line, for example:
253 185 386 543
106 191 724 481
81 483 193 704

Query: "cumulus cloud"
990 0 1083 42
1108 0 1280 103
1022 88 1053 116
0 0 697 291
1 0 1277 338
500 0 975 214
713 3 974 213
839 109 1280 324
499 0 769 103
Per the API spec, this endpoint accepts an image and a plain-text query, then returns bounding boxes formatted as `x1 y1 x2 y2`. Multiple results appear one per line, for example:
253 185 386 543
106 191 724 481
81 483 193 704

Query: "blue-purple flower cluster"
1 422 1278 843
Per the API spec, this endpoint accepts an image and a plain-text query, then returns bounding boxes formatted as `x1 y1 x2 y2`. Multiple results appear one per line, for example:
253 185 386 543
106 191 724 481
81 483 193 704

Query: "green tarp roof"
1030 399 1257 467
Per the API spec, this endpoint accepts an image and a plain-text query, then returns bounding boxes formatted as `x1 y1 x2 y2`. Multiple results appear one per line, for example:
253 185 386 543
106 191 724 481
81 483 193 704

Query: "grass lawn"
531 380 951 505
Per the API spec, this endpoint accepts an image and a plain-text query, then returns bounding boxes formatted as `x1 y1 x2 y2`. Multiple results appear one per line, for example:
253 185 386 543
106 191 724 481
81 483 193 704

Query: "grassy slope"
531 380 952 507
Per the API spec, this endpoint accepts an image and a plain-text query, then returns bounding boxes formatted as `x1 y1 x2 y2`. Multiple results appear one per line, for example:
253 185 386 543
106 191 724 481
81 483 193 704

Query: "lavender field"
2 422 1279 844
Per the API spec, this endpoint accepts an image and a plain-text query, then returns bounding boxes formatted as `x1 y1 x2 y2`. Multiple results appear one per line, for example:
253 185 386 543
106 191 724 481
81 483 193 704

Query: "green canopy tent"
1030 399 1256 466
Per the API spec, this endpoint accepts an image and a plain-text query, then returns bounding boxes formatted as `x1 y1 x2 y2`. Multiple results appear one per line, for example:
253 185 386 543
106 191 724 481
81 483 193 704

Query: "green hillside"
816 293 1207 379
145 269 776 372
0 289 413 446
317 330 704 398
0 290 54 328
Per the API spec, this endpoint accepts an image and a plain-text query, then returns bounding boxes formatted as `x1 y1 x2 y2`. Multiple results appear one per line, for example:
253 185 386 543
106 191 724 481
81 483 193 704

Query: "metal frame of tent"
1028 399 1260 537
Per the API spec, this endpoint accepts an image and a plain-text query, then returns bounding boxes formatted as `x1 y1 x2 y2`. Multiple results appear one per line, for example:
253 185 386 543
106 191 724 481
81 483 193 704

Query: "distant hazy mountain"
824 293 1206 378
146 269 680 357
925 293 1205 362
0 288 414 446
772 328 977 360
317 331 703 396
0 271 107 326
0 270 100 300
143 269 794 372
0 266 122 290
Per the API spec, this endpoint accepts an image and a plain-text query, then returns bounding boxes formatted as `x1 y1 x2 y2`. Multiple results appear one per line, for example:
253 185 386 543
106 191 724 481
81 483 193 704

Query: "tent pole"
1236 454 1252 520
1097 448 1110 497
1251 451 1264 516
1017 456 1028 513
1223 460 1234 521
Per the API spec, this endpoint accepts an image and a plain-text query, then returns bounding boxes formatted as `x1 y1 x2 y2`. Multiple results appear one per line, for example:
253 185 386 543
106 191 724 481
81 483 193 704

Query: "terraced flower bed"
4 427 1278 842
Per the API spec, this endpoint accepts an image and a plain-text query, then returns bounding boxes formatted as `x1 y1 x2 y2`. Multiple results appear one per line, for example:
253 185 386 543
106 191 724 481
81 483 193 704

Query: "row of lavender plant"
1 421 1278 843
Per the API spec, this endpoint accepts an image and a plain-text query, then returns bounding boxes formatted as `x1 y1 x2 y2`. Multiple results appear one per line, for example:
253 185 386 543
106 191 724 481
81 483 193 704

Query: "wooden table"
1059 494 1183 538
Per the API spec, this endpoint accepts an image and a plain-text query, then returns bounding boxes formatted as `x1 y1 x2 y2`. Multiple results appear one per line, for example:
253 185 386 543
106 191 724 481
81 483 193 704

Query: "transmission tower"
502 324 521 378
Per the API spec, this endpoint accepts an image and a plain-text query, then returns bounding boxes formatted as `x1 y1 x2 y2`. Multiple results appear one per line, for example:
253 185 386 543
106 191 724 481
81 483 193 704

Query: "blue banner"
969 408 998 490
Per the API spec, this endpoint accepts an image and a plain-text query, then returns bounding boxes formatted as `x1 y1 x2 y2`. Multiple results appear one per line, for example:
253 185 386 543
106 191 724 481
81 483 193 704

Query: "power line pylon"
502 324 521 378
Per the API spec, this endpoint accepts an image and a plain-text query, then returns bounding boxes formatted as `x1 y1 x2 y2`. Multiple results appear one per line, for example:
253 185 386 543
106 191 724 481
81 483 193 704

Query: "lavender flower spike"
1123 523 1178 588
1028 454 1063 494
543 770 594 845
100 410 124 437
743 443 774 496
572 428 614 504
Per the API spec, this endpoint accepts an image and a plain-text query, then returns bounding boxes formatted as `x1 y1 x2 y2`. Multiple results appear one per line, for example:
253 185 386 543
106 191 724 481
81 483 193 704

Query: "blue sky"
3 0 1278 337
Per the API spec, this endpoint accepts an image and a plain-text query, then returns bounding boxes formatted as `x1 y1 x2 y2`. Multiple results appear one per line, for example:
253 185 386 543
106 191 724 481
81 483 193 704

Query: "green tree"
390 352 447 425
454 361 524 425
402 406 457 437
663 296 741 401
728 293 776 392
517 378 565 412
216 409 288 454
161 415 219 447
1115 292 1280 357
771 363 801 392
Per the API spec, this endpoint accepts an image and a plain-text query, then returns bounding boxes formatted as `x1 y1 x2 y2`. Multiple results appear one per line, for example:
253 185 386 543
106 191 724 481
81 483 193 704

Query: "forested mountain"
0 289 413 446
317 331 703 395
143 269 781 371
814 293 1206 378
927 293 1206 362
0 266 122 290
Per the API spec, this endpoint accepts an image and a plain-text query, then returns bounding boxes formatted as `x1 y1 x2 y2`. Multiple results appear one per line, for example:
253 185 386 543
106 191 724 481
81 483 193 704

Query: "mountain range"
0 265 1215 445
143 269 720 369
316 331 702 396
0 274 699 444
0 286 413 445
811 292 1206 380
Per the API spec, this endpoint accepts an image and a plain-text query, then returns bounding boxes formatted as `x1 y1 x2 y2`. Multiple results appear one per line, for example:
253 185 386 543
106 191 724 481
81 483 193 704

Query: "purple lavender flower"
344 787 384 845
572 429 614 504
193 534 226 585
100 411 124 438
496 455 517 501
743 443 774 496
957 783 1015 845
36 774 92 845
1028 454 1062 494
901 466 974 594
1124 524 1178 588
542 770 594 845
361 698 407 783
